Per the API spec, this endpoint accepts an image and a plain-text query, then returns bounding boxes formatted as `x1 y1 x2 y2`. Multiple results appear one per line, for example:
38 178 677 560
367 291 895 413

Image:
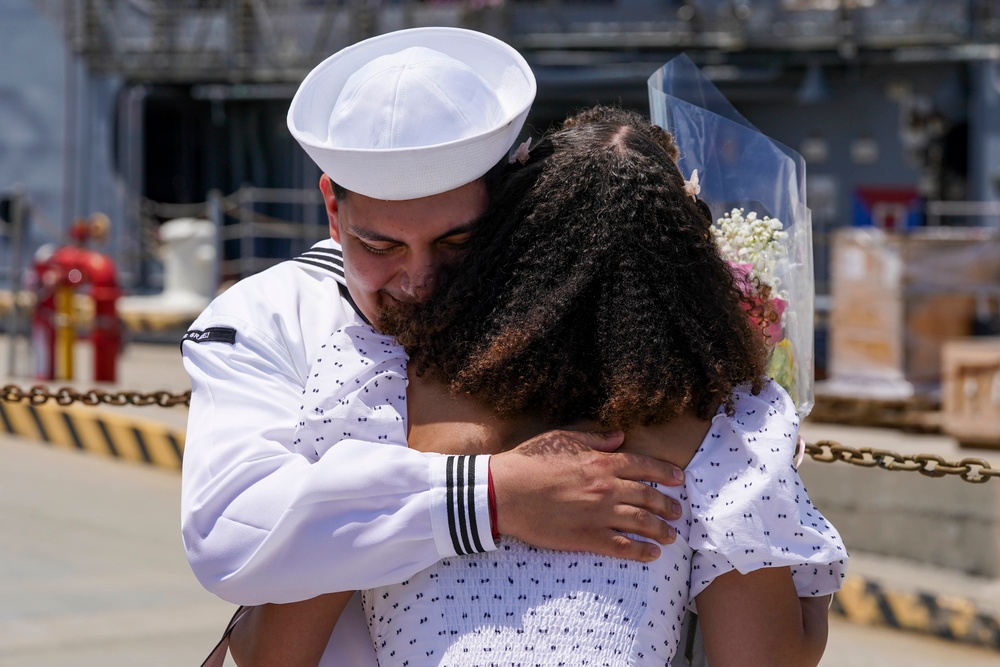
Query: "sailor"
181 26 685 661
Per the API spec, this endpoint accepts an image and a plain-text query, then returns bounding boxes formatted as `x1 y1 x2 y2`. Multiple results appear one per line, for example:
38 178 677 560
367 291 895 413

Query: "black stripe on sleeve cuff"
445 455 488 555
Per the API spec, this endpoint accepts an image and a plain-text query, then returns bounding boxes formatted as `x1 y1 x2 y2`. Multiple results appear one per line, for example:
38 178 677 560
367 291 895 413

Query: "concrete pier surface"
2 335 1000 663
0 431 233 667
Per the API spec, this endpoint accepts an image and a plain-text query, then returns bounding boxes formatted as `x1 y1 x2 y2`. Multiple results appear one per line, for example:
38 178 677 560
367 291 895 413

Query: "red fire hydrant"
31 215 121 383
85 249 121 383
31 248 60 381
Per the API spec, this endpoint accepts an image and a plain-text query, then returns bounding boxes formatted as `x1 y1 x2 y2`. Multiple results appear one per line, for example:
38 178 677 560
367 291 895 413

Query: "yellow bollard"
53 282 74 380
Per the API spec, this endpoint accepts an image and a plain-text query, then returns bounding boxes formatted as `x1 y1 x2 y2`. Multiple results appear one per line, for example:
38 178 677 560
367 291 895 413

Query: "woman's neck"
406 373 712 469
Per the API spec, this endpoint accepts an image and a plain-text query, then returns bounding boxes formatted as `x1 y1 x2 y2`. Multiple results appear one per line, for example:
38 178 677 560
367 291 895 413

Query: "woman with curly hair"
229 106 846 667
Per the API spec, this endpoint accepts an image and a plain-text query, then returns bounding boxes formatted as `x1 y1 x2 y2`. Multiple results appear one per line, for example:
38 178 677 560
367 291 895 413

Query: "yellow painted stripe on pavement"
833 576 883 626
97 414 149 464
884 590 932 630
63 405 117 459
939 594 982 640
0 400 185 470
0 402 44 442
31 404 76 451
137 425 184 470
833 574 1000 649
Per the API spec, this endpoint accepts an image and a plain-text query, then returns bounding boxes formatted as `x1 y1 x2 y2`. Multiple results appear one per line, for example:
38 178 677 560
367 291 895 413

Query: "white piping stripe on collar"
292 245 347 286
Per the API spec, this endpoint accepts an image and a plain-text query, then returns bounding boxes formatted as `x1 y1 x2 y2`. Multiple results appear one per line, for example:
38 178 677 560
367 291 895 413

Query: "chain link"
1 384 190 408
805 441 1000 484
2 383 998 483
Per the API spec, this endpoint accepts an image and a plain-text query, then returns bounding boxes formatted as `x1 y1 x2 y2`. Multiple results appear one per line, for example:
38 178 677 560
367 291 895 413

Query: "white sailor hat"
287 27 536 201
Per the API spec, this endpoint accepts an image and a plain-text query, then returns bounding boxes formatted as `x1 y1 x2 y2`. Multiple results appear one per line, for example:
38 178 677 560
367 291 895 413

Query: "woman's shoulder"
683 380 848 593
724 379 799 432
620 411 714 470
618 380 796 470
686 379 800 479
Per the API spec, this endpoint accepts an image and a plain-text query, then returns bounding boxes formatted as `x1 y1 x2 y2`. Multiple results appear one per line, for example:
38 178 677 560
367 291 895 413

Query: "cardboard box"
942 337 1000 449
828 228 1000 397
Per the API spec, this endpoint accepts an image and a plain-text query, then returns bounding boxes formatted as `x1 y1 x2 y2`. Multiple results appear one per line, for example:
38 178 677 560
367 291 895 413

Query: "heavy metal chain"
1 384 190 408
805 441 1000 484
2 383 998 483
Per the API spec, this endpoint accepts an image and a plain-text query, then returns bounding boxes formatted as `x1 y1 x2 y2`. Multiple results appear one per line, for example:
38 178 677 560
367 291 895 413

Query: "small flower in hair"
510 137 532 165
683 169 701 200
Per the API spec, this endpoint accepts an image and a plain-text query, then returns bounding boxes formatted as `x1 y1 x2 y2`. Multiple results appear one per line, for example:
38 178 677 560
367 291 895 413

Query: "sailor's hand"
489 430 684 562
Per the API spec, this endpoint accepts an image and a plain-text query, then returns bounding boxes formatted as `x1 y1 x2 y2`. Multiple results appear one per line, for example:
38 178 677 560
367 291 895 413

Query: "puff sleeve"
686 381 848 601
293 322 410 461
294 323 497 561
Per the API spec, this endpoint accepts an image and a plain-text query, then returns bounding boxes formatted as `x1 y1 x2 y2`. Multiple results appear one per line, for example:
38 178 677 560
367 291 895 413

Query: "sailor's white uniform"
180 239 496 611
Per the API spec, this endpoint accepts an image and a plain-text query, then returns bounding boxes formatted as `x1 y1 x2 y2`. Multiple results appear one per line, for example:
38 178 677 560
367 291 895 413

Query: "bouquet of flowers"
649 55 815 415
712 206 800 403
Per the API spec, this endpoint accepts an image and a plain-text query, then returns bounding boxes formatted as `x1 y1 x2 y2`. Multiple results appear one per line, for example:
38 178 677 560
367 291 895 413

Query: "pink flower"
766 297 787 344
729 262 786 344
729 261 754 284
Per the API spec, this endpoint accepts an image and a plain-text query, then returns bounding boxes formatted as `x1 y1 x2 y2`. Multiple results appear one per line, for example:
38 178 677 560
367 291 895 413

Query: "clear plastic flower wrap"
648 54 815 415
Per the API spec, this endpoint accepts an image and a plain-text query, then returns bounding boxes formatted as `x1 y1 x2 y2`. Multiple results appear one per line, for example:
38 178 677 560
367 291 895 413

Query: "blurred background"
2 2 1000 665
3 0 1000 383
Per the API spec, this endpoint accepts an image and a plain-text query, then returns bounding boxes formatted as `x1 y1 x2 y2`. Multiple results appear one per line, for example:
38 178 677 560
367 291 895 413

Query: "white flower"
710 207 789 295
683 169 701 199
510 137 532 164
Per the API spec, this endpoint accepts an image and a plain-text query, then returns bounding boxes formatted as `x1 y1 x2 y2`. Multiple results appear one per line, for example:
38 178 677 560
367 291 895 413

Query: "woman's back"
354 370 844 667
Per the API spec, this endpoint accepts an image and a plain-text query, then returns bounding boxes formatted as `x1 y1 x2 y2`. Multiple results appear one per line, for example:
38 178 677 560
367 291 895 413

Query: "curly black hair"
381 106 769 430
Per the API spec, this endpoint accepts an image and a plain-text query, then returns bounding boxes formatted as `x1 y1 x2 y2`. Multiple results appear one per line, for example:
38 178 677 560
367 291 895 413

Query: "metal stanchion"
4 189 26 377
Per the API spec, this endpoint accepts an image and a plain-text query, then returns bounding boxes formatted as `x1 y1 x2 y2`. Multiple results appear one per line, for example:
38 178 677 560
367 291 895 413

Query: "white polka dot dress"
296 326 848 666
293 323 410 461
362 381 848 666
